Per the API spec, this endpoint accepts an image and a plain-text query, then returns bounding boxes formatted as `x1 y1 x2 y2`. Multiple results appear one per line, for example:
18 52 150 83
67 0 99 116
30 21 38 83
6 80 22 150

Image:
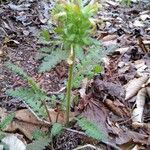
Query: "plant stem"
66 45 75 125
43 100 52 123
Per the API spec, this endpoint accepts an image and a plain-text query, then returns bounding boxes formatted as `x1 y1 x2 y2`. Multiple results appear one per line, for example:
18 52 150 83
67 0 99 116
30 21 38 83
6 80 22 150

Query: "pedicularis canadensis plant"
53 0 99 125
5 0 108 145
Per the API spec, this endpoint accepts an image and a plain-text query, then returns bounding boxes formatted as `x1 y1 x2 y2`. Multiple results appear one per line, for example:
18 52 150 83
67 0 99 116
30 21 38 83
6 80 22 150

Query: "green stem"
66 45 75 126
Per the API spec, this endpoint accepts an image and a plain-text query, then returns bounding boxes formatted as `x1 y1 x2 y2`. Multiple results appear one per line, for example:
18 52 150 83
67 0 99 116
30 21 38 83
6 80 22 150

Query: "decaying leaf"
132 85 150 129
125 76 149 100
78 78 88 99
132 88 146 126
93 78 125 101
102 34 117 41
104 99 131 117
115 47 129 54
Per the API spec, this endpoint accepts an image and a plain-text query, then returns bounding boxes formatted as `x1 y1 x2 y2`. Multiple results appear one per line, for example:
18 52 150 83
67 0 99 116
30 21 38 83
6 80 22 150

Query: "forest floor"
0 0 150 150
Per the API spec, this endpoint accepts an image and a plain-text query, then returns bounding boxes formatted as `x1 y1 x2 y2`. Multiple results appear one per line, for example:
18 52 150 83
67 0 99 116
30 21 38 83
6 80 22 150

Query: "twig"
47 87 66 95
118 115 138 125
73 144 101 150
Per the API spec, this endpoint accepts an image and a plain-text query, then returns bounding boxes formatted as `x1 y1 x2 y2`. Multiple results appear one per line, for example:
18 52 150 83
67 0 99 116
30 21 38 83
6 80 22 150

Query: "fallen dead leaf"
1 108 77 140
102 34 117 42
115 47 129 54
104 99 131 117
124 76 149 100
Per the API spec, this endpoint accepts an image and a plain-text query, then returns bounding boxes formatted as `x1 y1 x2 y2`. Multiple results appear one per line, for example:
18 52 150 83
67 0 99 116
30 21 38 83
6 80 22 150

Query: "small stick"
118 115 138 125
73 144 101 150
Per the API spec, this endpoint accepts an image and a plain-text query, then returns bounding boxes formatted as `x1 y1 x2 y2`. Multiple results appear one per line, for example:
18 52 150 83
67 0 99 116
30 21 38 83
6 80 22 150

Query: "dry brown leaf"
115 129 149 145
104 99 131 117
132 88 146 123
115 47 129 54
132 85 150 129
15 109 48 125
2 108 77 140
102 34 117 42
82 100 109 137
125 76 149 100
78 78 88 99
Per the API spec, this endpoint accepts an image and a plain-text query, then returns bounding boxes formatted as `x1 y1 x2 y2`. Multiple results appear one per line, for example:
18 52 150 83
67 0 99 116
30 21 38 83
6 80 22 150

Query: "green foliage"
41 29 51 42
5 62 28 79
0 113 15 130
53 0 99 48
5 62 51 118
121 0 132 6
73 46 103 88
27 137 50 150
7 88 48 118
38 47 51 53
32 130 48 140
0 131 6 140
51 123 64 137
52 0 100 125
5 62 41 93
39 48 68 73
37 0 100 73
76 117 105 140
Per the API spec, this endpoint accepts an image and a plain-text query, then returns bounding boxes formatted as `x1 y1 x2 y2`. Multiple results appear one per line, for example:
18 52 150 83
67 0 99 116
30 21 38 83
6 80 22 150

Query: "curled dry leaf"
3 109 77 140
104 99 131 117
132 84 150 129
79 78 88 99
125 76 149 100
132 88 146 123
115 47 129 54
102 34 117 42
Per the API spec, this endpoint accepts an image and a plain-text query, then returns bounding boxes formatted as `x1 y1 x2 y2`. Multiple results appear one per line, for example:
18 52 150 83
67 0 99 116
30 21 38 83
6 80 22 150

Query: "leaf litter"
0 0 150 149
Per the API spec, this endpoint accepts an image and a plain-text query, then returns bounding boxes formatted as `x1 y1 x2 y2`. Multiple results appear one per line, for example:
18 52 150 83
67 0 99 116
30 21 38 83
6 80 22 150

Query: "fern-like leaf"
39 49 68 73
27 137 50 150
5 62 29 79
32 130 47 140
76 117 105 140
7 88 48 118
73 44 116 88
0 131 6 140
0 113 15 130
51 123 63 137
38 47 51 53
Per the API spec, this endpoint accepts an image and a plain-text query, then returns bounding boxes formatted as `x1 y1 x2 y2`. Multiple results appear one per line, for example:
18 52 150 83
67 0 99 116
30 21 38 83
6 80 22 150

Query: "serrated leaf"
32 130 47 140
0 113 15 130
39 47 51 53
27 137 50 150
0 131 6 140
73 44 116 88
51 123 63 137
76 117 105 140
39 49 68 73
7 88 48 118
5 62 28 79
41 29 50 41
